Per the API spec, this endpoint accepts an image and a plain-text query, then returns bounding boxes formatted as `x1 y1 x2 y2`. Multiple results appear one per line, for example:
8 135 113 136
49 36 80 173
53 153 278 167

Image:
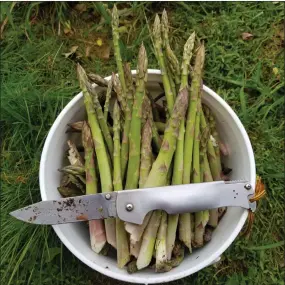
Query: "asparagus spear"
113 73 127 113
204 110 226 221
180 32 195 88
167 120 185 259
112 4 127 96
193 105 209 248
120 62 136 180
143 88 188 188
90 88 114 159
143 96 162 152
201 109 219 227
125 120 152 250
137 210 162 270
183 43 205 184
203 108 227 217
125 43 148 190
77 64 116 249
124 62 135 109
153 14 174 113
136 88 189 270
112 101 130 268
155 211 168 272
82 122 107 254
177 31 196 253
161 9 181 92
154 122 166 133
139 119 153 188
203 154 219 227
103 75 113 122
161 10 176 98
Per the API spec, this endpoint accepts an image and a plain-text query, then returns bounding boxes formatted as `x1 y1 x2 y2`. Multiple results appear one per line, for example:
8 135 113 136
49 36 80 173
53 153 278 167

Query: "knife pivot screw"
105 194 111 200
126 203 134 212
244 183 252 190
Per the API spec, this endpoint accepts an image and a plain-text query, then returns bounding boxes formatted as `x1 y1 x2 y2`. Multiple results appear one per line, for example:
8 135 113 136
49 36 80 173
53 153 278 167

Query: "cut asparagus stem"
103 75 113 122
125 213 152 244
136 88 189 270
125 43 148 190
130 239 142 259
169 240 185 267
82 122 106 254
155 211 168 272
127 259 139 274
77 64 115 248
167 214 179 259
113 101 130 267
136 210 162 270
183 43 205 185
179 213 191 252
204 226 213 243
153 14 174 113
112 4 127 96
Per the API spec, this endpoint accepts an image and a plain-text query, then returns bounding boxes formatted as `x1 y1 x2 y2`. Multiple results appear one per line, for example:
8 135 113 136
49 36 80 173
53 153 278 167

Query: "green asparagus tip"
112 4 118 26
153 14 161 41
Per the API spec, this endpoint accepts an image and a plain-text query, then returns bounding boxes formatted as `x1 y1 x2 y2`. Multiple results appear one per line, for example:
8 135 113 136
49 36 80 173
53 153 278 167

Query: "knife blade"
10 180 256 225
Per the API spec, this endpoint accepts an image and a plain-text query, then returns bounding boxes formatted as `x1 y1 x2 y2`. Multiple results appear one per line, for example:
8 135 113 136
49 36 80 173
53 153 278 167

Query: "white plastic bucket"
40 69 256 284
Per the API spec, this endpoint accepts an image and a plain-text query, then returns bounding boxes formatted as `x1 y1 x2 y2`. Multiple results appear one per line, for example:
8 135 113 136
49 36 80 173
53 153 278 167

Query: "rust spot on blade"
76 214 88 221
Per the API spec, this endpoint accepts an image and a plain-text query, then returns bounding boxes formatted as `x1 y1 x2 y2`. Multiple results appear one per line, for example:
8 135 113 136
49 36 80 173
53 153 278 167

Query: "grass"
1 2 284 285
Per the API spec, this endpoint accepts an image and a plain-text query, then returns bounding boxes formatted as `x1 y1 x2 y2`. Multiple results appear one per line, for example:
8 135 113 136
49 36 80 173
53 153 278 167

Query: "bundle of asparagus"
58 7 231 273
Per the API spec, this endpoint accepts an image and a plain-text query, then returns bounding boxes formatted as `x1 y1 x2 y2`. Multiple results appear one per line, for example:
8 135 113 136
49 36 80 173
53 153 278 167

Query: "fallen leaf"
74 3 87 13
242 32 253 40
16 176 27 184
62 46 78 58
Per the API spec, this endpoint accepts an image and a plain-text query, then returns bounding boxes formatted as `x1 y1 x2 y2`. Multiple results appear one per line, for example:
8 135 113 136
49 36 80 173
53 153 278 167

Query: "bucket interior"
41 72 254 283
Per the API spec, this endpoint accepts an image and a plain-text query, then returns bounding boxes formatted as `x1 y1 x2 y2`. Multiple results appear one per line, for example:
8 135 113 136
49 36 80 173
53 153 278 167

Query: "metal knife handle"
116 181 256 224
